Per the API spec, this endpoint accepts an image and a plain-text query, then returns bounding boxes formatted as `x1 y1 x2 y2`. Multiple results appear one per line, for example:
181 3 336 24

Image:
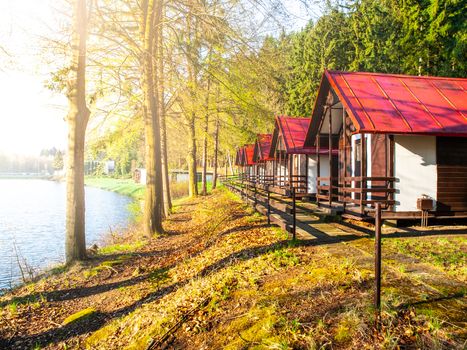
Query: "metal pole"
292 187 296 240
267 186 271 225
375 202 382 318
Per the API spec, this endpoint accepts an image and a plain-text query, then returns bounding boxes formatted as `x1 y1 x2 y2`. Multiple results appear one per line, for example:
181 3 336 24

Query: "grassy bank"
85 176 217 200
85 177 145 199
0 189 465 349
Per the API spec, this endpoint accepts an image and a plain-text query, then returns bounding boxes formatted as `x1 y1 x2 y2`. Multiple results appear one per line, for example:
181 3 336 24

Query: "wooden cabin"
234 147 245 174
241 144 256 178
253 134 274 184
304 70 467 219
268 116 337 197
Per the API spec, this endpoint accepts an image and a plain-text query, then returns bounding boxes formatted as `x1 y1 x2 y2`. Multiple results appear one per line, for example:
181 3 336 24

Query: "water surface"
0 179 132 290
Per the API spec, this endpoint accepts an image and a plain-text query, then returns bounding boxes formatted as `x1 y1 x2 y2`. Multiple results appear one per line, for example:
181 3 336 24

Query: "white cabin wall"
307 155 317 193
259 164 265 176
266 161 273 176
350 134 371 201
350 134 359 200
366 134 372 203
394 135 437 212
319 155 330 186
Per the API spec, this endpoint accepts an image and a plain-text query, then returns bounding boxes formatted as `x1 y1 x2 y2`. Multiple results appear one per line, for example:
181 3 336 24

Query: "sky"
0 0 318 157
0 1 68 156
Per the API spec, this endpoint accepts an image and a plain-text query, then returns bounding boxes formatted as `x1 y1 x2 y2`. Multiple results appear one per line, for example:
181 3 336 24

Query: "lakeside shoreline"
0 175 52 180
0 177 212 295
0 178 135 295
84 177 145 200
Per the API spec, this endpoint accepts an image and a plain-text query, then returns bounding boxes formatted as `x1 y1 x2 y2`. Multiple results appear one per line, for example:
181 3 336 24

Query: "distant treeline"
0 153 53 174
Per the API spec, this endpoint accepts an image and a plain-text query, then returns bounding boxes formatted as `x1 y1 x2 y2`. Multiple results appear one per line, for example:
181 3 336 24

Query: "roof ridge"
326 69 467 81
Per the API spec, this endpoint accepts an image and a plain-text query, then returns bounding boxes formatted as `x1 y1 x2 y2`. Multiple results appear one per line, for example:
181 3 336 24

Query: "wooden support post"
375 202 382 318
241 176 244 200
278 150 282 186
388 135 395 211
329 107 333 208
254 181 257 209
292 187 296 240
316 132 321 206
361 133 367 214
342 109 347 212
272 158 276 186
288 154 293 191
267 186 271 225
305 155 309 195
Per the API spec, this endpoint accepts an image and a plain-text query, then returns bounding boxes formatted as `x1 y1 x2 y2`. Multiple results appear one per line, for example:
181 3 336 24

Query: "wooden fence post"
375 202 382 320
241 176 244 200
267 186 271 225
254 180 257 209
292 187 296 240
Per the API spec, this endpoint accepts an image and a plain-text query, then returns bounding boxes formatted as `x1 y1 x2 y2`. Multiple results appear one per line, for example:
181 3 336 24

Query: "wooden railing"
221 173 308 198
317 176 396 213
341 176 396 209
290 175 307 194
316 177 339 206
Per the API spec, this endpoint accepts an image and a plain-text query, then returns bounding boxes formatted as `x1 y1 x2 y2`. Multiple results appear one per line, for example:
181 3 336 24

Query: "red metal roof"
256 134 273 161
244 144 256 166
277 116 315 154
325 70 467 136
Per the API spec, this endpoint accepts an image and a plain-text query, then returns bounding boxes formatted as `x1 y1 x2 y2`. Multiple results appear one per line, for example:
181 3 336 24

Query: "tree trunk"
212 117 220 190
188 114 198 197
142 0 163 236
186 1 198 198
212 88 220 190
157 3 172 216
201 78 211 195
66 0 90 264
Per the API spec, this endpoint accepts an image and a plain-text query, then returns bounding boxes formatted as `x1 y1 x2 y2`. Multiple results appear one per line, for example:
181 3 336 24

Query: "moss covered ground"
0 189 465 349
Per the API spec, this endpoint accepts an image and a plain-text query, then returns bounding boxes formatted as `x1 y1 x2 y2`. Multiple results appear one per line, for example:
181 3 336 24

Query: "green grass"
382 236 467 280
62 307 97 325
98 241 146 255
85 177 220 201
83 257 130 279
85 177 145 199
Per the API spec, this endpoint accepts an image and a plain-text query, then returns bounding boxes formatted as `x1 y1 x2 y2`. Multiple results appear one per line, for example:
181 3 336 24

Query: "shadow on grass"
397 290 467 309
0 237 329 349
325 219 467 239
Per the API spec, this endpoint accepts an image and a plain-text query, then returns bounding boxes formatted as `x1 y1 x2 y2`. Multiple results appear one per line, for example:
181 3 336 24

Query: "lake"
0 179 132 291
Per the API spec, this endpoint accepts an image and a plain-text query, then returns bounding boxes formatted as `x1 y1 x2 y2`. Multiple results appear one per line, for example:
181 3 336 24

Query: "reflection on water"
0 179 132 290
